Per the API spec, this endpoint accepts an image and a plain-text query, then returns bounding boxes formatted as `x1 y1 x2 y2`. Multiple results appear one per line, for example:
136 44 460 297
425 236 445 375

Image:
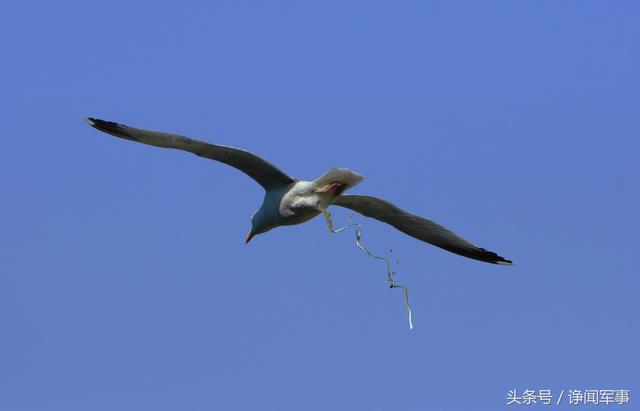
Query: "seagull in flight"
85 118 512 265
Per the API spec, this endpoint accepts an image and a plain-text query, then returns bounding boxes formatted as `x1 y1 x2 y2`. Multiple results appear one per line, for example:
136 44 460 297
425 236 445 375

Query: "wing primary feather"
85 117 295 190
332 195 512 265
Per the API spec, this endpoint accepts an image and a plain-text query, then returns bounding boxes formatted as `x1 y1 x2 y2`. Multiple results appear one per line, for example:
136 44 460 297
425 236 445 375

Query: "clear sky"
1 1 638 410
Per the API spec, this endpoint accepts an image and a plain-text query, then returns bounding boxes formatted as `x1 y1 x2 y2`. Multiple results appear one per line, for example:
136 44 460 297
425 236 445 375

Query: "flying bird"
85 118 512 265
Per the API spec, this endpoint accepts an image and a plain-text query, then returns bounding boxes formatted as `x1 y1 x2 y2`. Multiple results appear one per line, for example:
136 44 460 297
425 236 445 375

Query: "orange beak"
245 230 255 244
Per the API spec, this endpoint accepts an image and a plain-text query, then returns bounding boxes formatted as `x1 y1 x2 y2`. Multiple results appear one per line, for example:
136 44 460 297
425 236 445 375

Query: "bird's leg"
316 182 349 198
320 208 335 232
320 207 414 330
320 208 348 233
316 182 339 193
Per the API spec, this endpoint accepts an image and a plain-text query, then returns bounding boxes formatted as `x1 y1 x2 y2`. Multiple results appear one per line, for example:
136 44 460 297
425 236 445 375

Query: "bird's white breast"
280 181 316 211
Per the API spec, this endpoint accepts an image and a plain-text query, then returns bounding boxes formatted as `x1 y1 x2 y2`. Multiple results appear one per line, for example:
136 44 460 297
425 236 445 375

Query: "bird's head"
245 209 275 244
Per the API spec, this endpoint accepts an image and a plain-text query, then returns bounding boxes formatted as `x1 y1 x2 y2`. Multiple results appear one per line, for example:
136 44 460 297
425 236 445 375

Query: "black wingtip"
495 257 514 265
444 245 513 265
84 117 140 142
485 250 513 265
84 117 119 131
478 248 513 265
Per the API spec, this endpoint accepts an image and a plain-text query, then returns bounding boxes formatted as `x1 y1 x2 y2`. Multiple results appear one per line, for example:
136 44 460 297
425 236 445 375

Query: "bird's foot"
320 208 348 234
316 181 348 198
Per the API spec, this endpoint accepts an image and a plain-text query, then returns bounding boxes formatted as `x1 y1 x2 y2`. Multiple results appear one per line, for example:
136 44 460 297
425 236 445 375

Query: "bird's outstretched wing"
332 195 512 264
85 117 296 190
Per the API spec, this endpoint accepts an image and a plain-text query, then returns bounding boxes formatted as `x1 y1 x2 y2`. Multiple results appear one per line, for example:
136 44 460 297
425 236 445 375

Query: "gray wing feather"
332 195 512 264
85 118 295 190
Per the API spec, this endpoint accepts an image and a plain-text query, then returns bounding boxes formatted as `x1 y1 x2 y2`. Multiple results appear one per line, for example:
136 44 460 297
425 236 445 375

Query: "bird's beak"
245 230 255 244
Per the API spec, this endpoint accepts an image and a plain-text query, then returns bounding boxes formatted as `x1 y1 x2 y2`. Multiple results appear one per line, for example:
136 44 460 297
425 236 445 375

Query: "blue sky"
1 1 638 410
